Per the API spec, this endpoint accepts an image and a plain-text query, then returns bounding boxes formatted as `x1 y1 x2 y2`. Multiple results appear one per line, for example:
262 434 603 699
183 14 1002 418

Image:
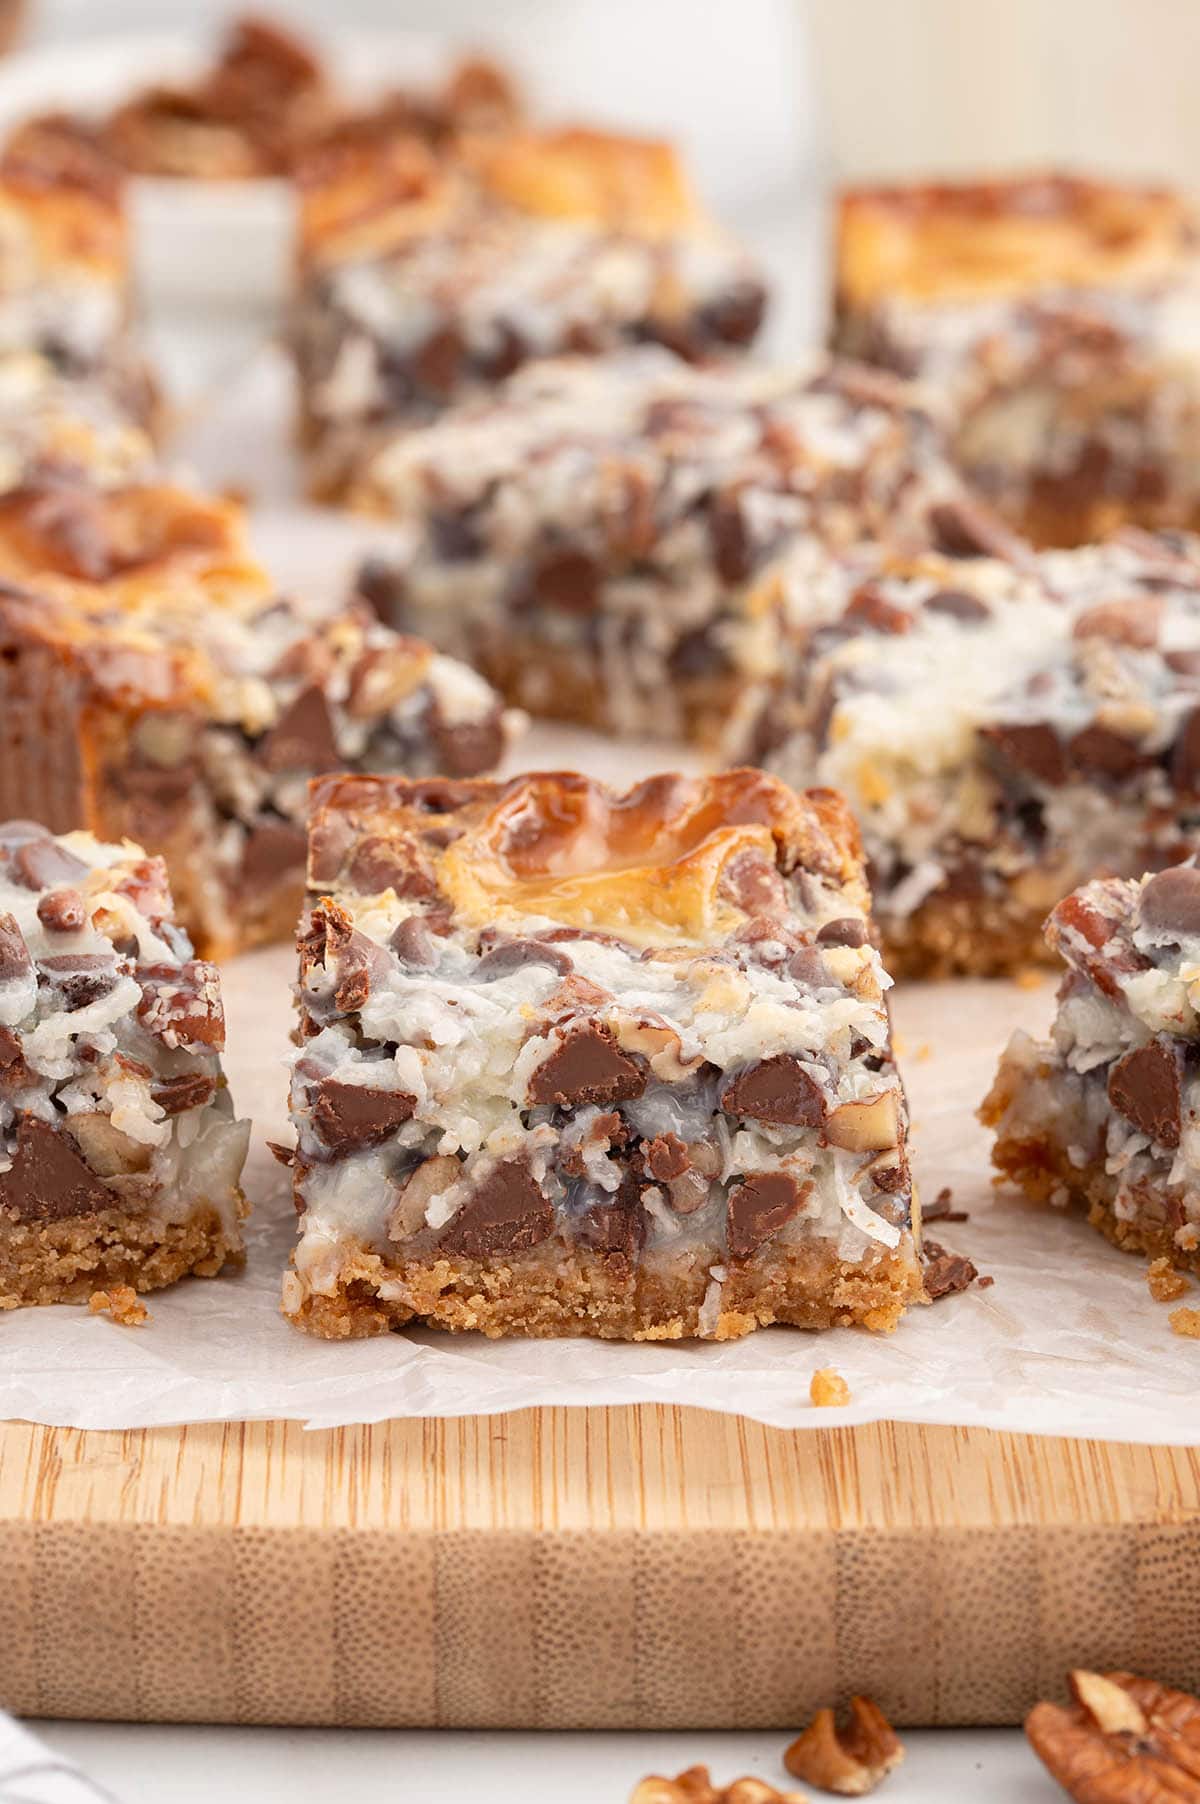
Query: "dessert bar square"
0 480 516 959
731 530 1200 977
984 859 1200 1271
351 349 972 744
291 126 767 498
283 769 921 1340
834 173 1200 547
0 822 248 1307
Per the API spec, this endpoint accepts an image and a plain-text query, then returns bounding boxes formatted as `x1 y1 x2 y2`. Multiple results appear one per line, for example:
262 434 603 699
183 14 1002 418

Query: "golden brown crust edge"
0 1202 246 1309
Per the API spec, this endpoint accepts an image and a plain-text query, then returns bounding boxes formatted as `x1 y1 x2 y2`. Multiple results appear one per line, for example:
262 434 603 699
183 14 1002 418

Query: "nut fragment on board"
1026 1669 1200 1801
630 1767 808 1803
810 1368 851 1407
784 1696 904 1794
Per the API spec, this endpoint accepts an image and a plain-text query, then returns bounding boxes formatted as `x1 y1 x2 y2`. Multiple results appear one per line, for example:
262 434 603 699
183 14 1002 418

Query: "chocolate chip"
430 507 483 563
923 588 991 623
0 912 32 986
347 833 432 898
0 1112 112 1223
38 953 119 1010
709 496 752 584
1171 706 1200 793
389 915 437 967
440 1158 553 1258
727 1170 808 1259
308 813 355 884
476 938 573 979
1072 598 1162 649
1068 724 1147 781
1166 649 1200 679
310 1077 416 1155
530 545 601 614
36 888 87 934
150 1072 217 1115
1139 866 1200 940
238 817 307 893
1108 1039 1184 1147
426 698 506 779
258 685 340 773
719 848 788 918
528 1022 646 1108
578 1165 644 1262
644 1133 691 1182
923 1239 980 1300
843 585 912 635
412 325 464 396
928 495 1029 562
9 837 89 891
816 917 867 948
722 1054 826 1127
981 721 1067 787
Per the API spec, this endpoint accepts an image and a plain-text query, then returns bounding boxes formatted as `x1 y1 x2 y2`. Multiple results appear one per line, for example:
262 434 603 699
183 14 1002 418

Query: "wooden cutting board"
2 1410 1199 1729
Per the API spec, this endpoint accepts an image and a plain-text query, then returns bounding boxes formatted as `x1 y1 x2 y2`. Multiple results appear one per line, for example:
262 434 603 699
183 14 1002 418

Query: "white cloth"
0 1716 120 1804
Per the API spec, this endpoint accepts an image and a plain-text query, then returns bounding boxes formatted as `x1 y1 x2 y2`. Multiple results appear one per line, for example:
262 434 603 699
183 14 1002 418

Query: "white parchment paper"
4 788 1198 1440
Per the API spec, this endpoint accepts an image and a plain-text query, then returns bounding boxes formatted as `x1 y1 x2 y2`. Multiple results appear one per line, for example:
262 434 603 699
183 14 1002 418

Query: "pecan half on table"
1026 1669 1200 1801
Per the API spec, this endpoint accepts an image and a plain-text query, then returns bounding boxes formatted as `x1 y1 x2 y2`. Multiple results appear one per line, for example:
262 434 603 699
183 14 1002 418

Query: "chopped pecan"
784 1696 903 1795
630 1767 807 1804
1027 1669 1200 1801
810 1369 850 1408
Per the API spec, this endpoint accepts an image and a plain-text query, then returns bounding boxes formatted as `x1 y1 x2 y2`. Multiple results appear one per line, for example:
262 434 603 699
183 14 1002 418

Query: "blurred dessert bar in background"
292 126 767 497
833 173 1200 547
0 481 516 960
283 769 921 1340
0 824 248 1308
984 859 1200 1272
730 529 1200 976
349 349 974 744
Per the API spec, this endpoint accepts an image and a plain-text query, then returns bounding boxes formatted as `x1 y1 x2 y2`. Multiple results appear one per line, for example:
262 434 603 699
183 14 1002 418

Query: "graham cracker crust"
883 890 1057 980
0 1201 247 1309
283 1236 924 1341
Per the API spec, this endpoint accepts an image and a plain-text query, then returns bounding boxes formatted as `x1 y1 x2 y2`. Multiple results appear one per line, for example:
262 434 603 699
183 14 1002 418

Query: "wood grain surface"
2 1410 1200 1729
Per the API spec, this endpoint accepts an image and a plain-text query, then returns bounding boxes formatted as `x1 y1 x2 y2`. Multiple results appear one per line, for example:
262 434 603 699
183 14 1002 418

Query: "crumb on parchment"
810 1367 850 1407
1169 1306 1200 1339
89 1285 149 1326
1148 1257 1191 1303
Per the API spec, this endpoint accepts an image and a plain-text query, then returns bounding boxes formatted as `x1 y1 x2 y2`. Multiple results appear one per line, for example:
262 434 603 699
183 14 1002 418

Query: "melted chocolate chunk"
843 585 912 635
136 961 225 1047
426 700 506 779
719 848 788 918
149 1072 217 1115
1068 724 1147 781
440 1158 553 1259
9 837 89 891
1107 1039 1183 1148
709 496 752 584
258 685 340 773
389 915 437 968
239 817 307 893
644 1133 691 1182
981 721 1067 787
928 495 1029 562
727 1170 808 1259
816 917 867 948
530 545 601 615
38 953 120 1010
0 1113 112 1223
1139 865 1200 940
722 1054 826 1127
347 833 433 898
36 888 87 934
1171 706 1200 793
476 938 573 979
310 1077 416 1155
528 1023 646 1108
923 588 990 624
0 912 32 986
923 1239 980 1301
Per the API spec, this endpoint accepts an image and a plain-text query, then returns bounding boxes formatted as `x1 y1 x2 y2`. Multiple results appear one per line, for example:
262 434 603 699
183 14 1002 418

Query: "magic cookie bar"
834 174 1200 546
0 354 155 494
352 349 970 744
283 769 921 1340
0 481 515 960
732 530 1200 977
0 823 248 1307
292 126 767 497
984 859 1200 1271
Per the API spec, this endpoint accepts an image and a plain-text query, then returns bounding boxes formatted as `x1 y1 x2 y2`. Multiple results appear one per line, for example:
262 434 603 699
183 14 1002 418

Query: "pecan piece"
1026 1669 1200 1803
784 1696 904 1795
630 1767 806 1804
